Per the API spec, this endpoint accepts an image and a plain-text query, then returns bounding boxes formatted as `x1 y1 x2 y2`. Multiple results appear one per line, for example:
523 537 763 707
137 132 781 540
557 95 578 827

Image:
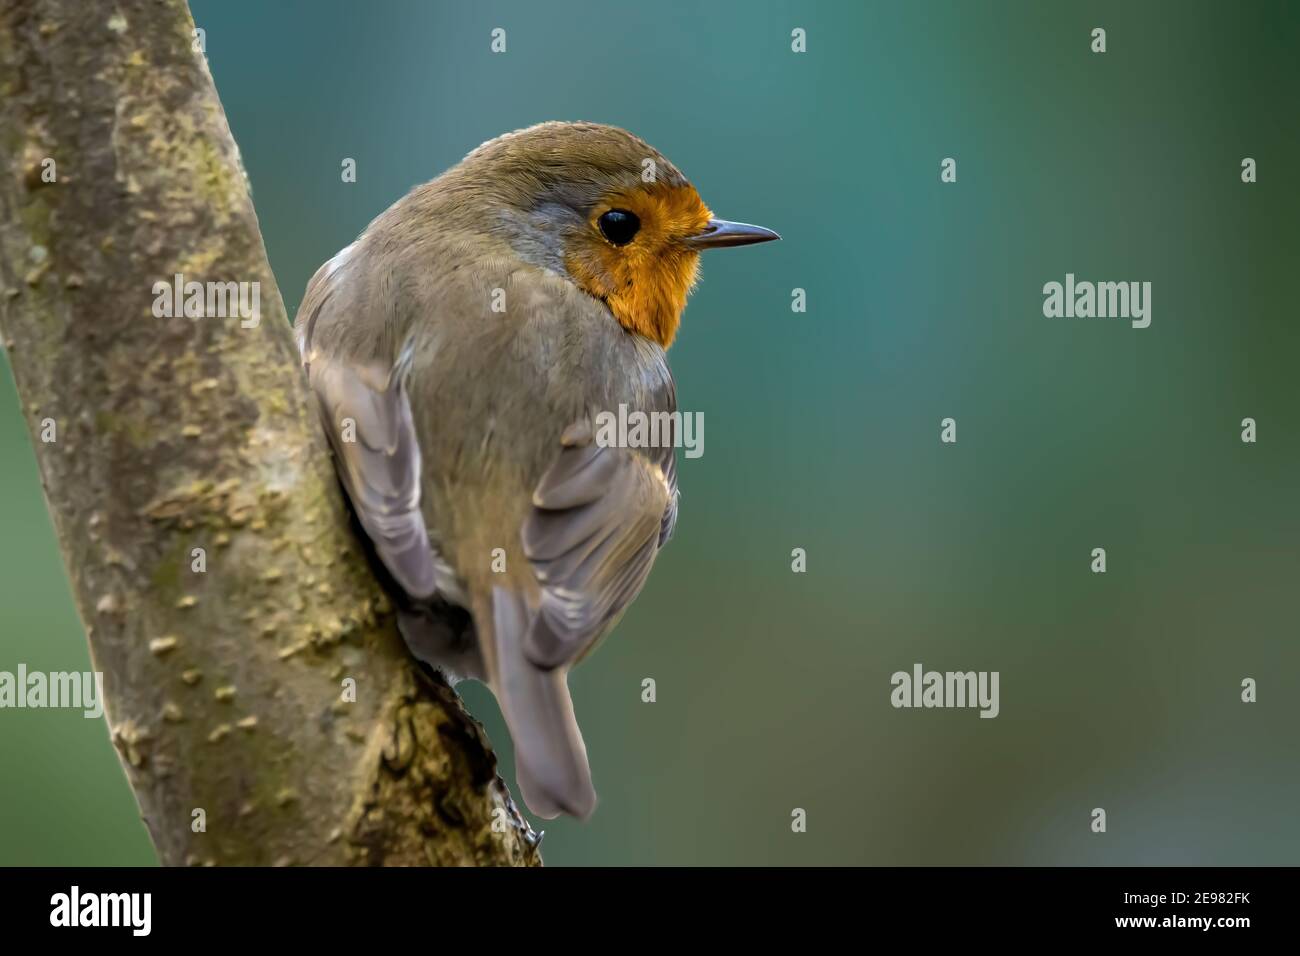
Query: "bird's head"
450 122 779 348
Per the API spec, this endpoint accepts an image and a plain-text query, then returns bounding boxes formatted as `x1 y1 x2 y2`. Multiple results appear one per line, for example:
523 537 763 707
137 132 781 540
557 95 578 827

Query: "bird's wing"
520 415 678 670
295 255 442 602
307 343 440 600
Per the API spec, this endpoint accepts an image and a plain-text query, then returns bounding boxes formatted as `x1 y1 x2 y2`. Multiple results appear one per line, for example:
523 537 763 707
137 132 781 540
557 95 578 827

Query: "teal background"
2 0 1297 865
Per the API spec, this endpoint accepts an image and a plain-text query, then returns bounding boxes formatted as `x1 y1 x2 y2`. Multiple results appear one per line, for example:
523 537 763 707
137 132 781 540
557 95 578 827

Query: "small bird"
295 121 778 819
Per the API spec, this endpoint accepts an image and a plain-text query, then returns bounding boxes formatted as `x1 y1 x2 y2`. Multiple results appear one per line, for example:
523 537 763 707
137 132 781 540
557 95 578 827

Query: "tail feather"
479 587 597 820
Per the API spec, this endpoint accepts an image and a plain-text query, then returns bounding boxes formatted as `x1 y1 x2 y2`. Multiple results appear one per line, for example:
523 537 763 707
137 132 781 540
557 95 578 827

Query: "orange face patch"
563 183 712 348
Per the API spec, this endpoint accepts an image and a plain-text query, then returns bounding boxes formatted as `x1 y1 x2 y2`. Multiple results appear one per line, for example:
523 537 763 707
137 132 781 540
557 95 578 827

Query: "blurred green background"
2 0 1297 865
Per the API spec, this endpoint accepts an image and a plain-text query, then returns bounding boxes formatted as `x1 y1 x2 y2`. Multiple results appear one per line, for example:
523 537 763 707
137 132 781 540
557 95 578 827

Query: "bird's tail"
473 587 596 820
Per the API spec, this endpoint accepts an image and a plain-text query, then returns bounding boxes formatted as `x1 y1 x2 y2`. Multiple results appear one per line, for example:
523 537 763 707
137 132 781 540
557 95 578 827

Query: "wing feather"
521 412 679 670
296 254 446 602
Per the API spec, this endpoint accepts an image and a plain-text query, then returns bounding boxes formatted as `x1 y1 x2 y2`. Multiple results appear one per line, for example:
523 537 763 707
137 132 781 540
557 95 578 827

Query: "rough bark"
0 0 538 866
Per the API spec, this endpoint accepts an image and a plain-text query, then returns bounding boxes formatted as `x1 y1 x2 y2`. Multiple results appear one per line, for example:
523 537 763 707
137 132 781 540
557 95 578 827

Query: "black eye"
598 209 640 246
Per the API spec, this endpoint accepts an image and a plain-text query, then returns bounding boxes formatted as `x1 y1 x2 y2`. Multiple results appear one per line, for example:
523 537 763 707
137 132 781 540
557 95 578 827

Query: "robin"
295 121 778 819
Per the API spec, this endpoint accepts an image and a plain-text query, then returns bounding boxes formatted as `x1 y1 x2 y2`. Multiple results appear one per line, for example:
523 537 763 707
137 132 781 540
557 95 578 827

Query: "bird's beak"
683 218 781 249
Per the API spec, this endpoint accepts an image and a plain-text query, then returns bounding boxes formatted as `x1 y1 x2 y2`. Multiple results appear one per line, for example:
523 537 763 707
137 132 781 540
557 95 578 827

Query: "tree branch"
0 0 537 866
